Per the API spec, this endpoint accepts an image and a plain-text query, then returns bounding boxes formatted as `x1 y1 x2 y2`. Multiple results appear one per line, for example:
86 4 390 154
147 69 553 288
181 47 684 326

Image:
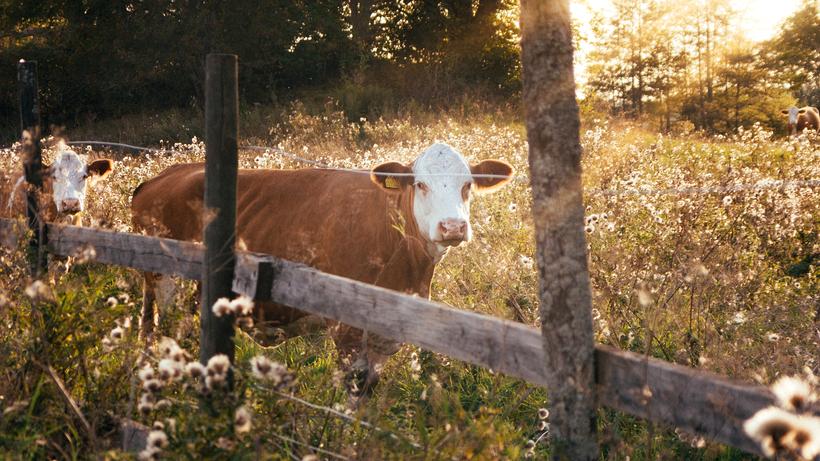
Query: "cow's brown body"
132 163 435 389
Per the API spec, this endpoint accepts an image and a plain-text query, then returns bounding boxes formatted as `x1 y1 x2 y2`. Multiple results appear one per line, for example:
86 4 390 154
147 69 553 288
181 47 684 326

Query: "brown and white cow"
781 106 820 136
131 142 513 393
2 144 113 225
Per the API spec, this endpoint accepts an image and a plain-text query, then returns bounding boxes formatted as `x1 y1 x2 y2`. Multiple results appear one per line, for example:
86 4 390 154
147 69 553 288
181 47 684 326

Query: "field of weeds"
0 105 817 459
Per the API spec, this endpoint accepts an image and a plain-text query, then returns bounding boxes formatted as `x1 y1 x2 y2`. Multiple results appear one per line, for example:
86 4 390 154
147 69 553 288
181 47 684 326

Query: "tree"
762 1 820 105
521 0 598 458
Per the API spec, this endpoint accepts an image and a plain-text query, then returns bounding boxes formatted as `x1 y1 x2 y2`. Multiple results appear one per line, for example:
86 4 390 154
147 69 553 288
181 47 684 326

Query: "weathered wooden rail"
0 218 775 455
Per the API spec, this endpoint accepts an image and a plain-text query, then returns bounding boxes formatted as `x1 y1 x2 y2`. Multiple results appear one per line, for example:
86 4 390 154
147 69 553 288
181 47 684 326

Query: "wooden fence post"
520 1 598 459
200 54 239 368
18 59 47 277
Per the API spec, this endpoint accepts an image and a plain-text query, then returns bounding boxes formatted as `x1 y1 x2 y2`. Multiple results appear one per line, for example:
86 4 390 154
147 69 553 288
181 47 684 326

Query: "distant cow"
2 144 113 225
132 143 513 393
781 106 820 136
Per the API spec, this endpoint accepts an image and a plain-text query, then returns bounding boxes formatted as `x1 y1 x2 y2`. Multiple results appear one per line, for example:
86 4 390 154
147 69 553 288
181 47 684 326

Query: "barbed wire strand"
15 139 817 197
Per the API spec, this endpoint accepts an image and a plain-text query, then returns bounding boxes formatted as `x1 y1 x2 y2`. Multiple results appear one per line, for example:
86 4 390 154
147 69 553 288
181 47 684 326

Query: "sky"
572 0 802 43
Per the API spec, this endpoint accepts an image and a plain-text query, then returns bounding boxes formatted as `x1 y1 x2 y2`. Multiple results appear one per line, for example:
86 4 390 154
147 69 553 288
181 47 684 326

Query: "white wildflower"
743 406 800 458
146 429 168 449
207 354 230 377
138 365 155 382
185 361 206 379
771 376 817 412
234 405 252 434
158 358 183 381
212 297 233 317
230 295 254 317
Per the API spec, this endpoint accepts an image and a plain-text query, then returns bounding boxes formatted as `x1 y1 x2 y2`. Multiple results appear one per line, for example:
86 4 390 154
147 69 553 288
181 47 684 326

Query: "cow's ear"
371 162 413 193
781 110 789 115
471 160 513 193
87 159 113 178
798 108 806 114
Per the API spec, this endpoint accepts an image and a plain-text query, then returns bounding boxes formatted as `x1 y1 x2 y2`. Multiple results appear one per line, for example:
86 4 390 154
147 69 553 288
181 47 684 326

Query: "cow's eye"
416 182 429 193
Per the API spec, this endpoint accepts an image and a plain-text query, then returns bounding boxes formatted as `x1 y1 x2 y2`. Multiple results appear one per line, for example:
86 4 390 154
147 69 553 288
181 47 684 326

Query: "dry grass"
0 104 816 459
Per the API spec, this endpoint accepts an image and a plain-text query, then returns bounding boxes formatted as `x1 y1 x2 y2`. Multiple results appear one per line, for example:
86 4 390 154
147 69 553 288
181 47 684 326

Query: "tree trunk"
519 1 598 460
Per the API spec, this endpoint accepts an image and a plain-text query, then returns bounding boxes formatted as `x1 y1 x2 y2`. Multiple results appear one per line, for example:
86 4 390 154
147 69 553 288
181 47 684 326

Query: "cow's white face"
784 107 800 125
48 149 113 215
371 143 513 257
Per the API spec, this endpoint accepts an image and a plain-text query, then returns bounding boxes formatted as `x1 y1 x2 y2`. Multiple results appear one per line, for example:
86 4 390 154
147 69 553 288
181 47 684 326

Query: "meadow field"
0 104 817 459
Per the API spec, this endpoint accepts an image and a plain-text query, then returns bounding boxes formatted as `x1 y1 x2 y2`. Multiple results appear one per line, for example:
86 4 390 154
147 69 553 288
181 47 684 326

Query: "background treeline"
0 0 817 141
0 0 520 141
583 0 819 133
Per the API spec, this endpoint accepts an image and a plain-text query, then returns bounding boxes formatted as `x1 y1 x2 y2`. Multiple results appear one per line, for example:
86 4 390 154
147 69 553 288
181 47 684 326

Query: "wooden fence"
2 7 778 457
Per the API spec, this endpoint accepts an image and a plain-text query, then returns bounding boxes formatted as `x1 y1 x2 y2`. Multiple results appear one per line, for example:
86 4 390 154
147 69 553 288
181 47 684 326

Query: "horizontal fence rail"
0 217 775 455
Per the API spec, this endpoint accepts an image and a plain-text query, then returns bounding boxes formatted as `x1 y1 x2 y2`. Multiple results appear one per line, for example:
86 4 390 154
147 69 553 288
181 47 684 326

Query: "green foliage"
584 0 816 135
0 1 522 143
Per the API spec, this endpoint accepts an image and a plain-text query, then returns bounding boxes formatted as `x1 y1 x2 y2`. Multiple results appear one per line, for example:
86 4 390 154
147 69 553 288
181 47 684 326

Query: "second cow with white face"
3 145 113 224
132 142 513 394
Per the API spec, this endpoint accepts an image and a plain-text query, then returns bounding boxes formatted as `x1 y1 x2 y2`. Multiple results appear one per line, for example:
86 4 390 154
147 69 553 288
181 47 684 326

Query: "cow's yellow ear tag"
384 176 400 189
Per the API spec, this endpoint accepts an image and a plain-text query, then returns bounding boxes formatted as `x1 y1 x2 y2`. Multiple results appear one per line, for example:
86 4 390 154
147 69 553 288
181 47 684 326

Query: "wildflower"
165 418 176 434
234 405 252 434
185 361 206 379
146 430 168 449
722 195 733 206
109 326 124 341
525 440 536 450
207 354 230 377
142 379 163 393
106 297 118 307
212 297 233 317
215 437 236 450
25 280 52 301
152 421 165 431
138 365 156 382
518 255 534 270
158 359 183 381
118 293 131 303
766 332 780 342
138 447 160 460
743 406 800 457
785 416 820 460
74 244 96 264
732 311 747 324
771 376 816 412
230 295 254 317
508 202 517 212
155 399 171 410
538 408 550 420
138 393 155 414
101 337 114 352
158 337 181 358
637 288 652 307
584 224 595 234
538 421 549 431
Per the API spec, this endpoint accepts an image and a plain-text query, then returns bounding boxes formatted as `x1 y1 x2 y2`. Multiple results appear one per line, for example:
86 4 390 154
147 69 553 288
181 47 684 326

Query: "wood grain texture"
18 60 46 276
201 53 240 364
46 222 204 279
0 218 774 456
520 0 598 458
596 346 772 456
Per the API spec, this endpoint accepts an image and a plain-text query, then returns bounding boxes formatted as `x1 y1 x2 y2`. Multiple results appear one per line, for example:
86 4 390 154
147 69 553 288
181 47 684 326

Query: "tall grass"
0 104 816 459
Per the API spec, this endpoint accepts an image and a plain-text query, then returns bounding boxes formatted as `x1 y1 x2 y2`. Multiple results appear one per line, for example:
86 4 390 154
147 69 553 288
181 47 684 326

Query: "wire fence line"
4 139 815 197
